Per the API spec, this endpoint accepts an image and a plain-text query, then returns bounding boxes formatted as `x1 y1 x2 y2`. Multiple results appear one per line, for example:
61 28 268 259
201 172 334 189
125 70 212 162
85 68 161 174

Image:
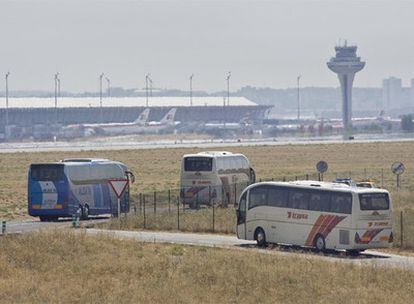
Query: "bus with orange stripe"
180 151 255 209
236 181 392 253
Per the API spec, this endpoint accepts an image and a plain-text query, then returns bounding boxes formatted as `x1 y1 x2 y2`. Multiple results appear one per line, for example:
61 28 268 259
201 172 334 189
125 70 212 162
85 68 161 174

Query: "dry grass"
1 230 414 303
1 141 414 220
103 208 236 234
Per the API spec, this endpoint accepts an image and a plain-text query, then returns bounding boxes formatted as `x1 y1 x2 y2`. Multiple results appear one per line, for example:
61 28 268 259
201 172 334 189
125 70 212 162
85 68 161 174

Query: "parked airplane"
61 108 179 138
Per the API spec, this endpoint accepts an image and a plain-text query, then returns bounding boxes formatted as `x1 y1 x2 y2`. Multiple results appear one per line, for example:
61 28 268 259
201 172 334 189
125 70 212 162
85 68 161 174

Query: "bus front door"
236 192 247 239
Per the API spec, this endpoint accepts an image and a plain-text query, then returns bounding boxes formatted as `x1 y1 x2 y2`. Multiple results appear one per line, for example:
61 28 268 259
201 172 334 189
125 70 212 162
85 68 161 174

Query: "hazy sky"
1 0 414 93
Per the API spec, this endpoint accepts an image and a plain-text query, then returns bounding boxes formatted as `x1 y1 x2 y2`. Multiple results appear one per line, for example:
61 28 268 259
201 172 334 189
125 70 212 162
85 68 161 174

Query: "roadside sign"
391 162 405 189
316 161 328 174
108 179 129 198
391 162 405 175
109 179 128 219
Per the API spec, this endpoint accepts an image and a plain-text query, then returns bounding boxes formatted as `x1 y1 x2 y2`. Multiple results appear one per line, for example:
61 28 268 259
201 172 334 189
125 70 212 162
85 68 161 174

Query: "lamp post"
99 73 104 123
226 71 231 106
105 77 110 97
297 75 301 122
145 74 151 107
189 74 194 106
54 72 60 124
5 72 10 139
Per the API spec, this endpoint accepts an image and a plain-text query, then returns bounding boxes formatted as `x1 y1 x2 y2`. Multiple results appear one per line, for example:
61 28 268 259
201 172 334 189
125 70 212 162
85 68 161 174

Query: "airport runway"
1 134 414 153
86 228 414 271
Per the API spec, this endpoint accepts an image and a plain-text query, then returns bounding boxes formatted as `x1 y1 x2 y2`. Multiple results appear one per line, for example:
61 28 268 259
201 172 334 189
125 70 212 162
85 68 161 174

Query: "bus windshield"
184 157 213 172
30 164 65 181
359 193 389 211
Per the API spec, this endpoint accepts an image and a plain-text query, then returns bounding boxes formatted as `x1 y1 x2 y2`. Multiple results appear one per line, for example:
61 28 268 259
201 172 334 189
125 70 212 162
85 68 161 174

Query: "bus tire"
346 249 362 256
189 201 197 210
39 216 49 222
82 204 89 220
255 228 267 247
314 234 326 252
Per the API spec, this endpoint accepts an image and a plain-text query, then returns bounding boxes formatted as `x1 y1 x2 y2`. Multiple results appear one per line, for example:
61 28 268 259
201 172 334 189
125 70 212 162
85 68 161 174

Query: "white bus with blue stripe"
28 158 134 221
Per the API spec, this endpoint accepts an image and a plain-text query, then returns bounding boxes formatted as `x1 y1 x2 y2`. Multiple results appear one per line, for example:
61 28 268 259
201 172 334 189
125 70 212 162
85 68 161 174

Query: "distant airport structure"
327 41 365 134
0 96 269 139
0 96 256 108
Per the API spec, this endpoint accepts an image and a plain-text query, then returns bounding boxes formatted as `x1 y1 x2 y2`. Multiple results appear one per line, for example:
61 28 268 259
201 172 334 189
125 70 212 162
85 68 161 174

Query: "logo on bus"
287 211 308 220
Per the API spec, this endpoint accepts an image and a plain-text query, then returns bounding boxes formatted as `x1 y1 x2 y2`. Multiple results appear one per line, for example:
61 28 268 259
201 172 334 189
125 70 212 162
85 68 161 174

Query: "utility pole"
297 75 301 122
99 73 104 123
54 72 60 124
226 71 231 106
105 77 110 97
189 74 194 106
145 73 150 107
5 72 10 139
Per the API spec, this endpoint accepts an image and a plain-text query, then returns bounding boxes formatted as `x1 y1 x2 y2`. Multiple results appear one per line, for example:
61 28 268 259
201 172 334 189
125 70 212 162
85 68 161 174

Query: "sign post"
316 160 328 181
391 162 405 189
108 179 129 218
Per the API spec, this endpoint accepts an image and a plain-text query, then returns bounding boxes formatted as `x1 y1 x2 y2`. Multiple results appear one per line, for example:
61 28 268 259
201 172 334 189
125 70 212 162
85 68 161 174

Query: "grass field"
1 141 414 220
1 230 414 303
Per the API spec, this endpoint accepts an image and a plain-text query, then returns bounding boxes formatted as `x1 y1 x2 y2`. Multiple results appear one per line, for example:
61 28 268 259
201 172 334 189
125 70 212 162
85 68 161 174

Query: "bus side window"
248 186 268 209
309 191 331 212
268 187 288 208
331 193 352 214
288 190 309 210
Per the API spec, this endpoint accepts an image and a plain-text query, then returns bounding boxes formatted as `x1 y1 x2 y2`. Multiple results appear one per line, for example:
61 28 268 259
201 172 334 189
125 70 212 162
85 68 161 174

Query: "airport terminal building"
0 96 270 139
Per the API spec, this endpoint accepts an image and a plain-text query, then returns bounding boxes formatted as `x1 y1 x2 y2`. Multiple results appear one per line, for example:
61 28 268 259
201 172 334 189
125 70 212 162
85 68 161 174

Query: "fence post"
154 191 157 214
283 176 286 182
196 190 199 209
2 221 6 233
212 199 215 233
177 196 180 231
364 168 367 179
306 174 309 180
168 189 171 213
143 194 146 229
139 193 142 214
209 186 212 207
381 168 384 188
400 210 404 248
295 175 298 181
234 183 237 205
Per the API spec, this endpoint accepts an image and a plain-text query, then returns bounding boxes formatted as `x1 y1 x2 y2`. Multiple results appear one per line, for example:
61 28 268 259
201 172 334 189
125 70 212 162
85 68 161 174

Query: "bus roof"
61 158 110 163
30 159 126 168
183 151 246 158
247 181 389 194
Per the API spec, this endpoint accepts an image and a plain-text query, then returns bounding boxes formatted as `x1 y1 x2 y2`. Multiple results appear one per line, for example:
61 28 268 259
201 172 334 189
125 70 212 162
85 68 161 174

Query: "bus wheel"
39 216 49 222
82 204 89 220
314 234 326 252
255 228 267 247
346 249 361 256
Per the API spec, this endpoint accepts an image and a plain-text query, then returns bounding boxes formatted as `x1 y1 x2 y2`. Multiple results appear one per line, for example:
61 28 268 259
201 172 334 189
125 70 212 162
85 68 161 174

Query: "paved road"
1 134 414 153
2 217 109 234
85 228 414 271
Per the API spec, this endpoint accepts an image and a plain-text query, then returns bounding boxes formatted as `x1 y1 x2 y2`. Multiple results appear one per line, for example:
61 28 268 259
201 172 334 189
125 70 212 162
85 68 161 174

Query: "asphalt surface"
1 134 414 153
85 228 414 271
2 217 109 234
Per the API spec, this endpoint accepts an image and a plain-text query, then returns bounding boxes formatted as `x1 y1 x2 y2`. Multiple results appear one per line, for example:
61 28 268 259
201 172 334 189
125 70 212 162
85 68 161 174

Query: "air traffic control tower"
327 42 365 136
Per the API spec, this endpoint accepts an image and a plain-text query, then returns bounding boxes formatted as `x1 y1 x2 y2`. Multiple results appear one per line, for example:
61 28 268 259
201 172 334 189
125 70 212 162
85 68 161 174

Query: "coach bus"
236 180 393 253
180 151 255 208
28 158 134 221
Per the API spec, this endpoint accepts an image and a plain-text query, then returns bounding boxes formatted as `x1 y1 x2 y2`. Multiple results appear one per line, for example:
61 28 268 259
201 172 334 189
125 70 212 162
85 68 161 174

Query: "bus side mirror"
126 171 135 184
250 168 256 184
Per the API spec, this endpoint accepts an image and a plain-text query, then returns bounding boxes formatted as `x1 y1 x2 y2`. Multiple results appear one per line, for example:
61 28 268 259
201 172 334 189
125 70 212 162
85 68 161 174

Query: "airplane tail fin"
133 108 150 125
160 108 177 125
